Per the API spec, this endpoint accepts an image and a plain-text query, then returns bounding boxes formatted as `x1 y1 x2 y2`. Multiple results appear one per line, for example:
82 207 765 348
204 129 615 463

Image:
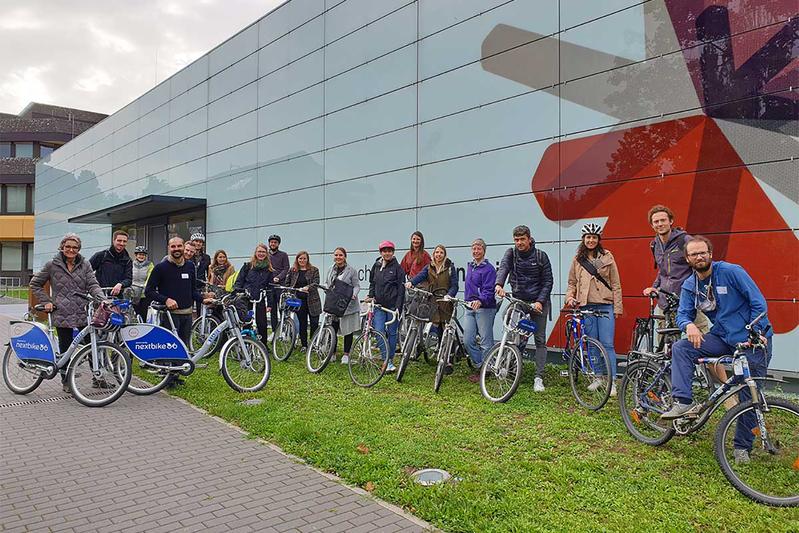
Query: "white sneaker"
267 333 274 342
533 377 545 392
385 361 397 373
610 383 617 398
587 379 605 392
330 354 336 362
340 354 349 364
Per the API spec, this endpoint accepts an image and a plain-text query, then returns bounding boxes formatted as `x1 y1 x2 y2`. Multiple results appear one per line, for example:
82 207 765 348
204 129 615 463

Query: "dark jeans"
671 333 772 452
332 320 354 353
162 313 192 346
296 300 319 347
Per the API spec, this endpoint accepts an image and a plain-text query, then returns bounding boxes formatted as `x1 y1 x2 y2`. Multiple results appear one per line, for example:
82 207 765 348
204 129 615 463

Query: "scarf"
252 259 270 270
211 263 230 285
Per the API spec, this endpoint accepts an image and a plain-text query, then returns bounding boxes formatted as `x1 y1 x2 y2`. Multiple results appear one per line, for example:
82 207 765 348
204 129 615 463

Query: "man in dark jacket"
89 230 133 296
643 205 693 309
495 224 553 392
267 234 290 334
367 240 404 372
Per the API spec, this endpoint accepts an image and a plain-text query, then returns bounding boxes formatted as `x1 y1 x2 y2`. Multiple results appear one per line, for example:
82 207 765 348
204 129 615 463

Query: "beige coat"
566 250 623 315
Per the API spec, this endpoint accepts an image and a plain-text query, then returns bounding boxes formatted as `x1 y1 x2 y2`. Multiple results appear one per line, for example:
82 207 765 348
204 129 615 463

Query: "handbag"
324 277 354 317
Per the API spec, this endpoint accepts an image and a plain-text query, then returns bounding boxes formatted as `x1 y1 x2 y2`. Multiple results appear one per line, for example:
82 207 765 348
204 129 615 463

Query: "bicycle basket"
91 302 126 331
406 292 435 321
285 297 303 311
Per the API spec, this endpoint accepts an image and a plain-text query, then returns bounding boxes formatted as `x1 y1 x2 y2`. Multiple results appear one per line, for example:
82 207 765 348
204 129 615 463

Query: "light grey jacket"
30 253 104 328
326 263 361 317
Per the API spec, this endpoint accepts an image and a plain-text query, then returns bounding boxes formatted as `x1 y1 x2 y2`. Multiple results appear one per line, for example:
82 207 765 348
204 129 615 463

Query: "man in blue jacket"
495 225 553 392
661 236 772 462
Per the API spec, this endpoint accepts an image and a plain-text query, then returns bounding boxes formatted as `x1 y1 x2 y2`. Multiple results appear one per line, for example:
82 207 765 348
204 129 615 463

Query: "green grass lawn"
153 349 798 532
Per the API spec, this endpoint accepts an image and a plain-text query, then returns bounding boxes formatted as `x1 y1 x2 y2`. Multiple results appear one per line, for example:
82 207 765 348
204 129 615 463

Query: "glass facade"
34 0 799 373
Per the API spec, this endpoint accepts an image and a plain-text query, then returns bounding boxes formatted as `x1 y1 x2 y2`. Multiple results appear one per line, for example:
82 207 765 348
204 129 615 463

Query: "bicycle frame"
562 309 608 376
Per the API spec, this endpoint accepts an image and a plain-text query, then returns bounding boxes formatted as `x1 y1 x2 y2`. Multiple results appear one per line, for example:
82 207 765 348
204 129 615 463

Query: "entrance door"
148 224 168 261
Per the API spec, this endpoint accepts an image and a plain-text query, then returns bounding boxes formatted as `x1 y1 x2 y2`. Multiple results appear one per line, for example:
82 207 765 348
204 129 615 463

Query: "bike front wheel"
121 357 173 396
221 337 271 392
569 336 612 411
190 315 221 354
271 318 297 362
396 326 418 383
618 361 676 446
306 326 336 374
479 343 522 403
348 331 388 388
2 346 44 394
714 397 799 507
68 342 131 407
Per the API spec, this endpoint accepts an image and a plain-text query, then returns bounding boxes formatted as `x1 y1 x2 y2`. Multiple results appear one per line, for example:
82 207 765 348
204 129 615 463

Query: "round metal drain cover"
410 468 451 486
239 398 264 406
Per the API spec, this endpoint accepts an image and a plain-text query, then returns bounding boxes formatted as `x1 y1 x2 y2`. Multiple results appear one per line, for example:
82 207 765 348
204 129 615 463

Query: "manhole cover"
410 468 452 486
239 398 263 406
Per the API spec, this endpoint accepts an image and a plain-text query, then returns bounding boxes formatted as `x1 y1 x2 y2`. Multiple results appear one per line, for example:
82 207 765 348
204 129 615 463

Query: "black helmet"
268 234 281 244
134 246 148 254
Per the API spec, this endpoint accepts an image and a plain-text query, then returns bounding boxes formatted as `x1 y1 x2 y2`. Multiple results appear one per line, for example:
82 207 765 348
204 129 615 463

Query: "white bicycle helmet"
581 223 603 235
190 232 205 241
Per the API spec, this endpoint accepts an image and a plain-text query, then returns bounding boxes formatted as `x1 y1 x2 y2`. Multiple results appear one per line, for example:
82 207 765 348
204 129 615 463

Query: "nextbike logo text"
13 341 49 351
134 341 178 350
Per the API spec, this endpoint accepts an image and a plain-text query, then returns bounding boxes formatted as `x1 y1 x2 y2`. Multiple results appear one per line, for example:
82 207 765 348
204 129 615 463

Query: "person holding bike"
267 234 290 335
661 236 772 463
30 233 106 392
233 243 274 344
367 240 404 372
89 230 132 297
400 231 431 279
287 251 321 349
463 238 497 382
565 223 623 396
208 249 234 291
131 246 153 320
495 224 553 392
326 247 361 364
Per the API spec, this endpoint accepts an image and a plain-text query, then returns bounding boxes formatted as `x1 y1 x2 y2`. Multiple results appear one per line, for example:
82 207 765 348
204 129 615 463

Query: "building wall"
34 0 798 372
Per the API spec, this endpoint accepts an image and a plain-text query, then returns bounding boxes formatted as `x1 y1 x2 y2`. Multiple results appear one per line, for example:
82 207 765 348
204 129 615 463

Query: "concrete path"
0 311 433 533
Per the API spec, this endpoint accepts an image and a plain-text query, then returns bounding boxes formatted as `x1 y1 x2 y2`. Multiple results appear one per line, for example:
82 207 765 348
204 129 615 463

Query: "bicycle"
630 288 680 355
271 284 302 361
3 293 132 407
305 284 339 373
188 281 232 354
479 294 538 403
620 312 797 506
396 286 435 382
432 296 475 393
119 290 270 393
348 300 399 388
560 307 612 411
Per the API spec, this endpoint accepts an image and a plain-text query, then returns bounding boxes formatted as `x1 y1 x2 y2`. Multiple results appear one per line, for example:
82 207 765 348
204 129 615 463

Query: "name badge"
716 286 727 294
181 273 189 279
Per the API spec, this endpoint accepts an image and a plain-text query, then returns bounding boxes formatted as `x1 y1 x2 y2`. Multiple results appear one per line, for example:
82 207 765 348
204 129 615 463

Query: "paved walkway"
0 311 433 533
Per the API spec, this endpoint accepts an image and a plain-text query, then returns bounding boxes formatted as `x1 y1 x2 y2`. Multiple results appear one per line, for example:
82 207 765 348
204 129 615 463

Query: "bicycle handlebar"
438 295 476 309
503 294 539 312
406 286 434 297
560 307 609 318
361 300 399 325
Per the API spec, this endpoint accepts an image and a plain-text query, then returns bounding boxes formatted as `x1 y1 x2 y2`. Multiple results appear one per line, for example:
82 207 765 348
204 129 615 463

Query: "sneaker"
533 377 545 392
733 449 750 464
330 354 336 363
385 361 397 373
267 333 274 342
610 383 617 398
468 372 480 384
91 378 112 389
587 378 606 392
62 382 71 394
660 402 697 420
444 364 454 375
340 354 349 364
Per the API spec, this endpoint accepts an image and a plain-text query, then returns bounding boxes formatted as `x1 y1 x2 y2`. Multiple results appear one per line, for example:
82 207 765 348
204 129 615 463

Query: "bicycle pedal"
195 363 208 369
559 370 569 377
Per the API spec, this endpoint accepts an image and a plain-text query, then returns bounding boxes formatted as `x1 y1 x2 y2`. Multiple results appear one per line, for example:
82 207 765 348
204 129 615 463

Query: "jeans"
671 333 772 451
463 307 497 368
582 303 617 379
517 303 549 378
372 308 399 362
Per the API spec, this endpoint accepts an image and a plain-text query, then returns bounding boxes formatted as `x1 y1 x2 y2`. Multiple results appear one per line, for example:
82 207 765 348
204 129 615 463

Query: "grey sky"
0 0 283 115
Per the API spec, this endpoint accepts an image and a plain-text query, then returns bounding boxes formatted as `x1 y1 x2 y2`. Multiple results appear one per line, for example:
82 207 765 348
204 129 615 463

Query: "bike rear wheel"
221 337 271 392
306 326 336 374
714 397 799 507
479 343 522 403
190 315 221 354
348 331 388 388
271 318 297 362
618 361 676 446
2 346 44 394
68 342 131 407
396 326 418 383
569 336 612 411
121 356 173 395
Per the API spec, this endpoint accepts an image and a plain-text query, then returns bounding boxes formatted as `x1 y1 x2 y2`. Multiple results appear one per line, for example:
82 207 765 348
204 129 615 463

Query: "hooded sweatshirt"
651 228 692 309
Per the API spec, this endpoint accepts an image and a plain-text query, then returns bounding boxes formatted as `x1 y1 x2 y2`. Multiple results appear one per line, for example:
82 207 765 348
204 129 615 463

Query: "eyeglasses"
687 251 710 258
62 246 80 250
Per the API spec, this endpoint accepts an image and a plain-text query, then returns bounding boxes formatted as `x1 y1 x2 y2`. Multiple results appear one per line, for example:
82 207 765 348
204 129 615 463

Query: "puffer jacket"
30 253 105 328
566 250 624 315
495 242 553 305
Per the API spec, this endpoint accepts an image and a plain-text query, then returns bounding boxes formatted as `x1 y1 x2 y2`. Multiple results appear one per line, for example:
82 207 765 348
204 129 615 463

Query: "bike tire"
190 315 221 354
479 343 522 403
569 336 613 411
68 342 131 407
2 346 44 394
396 327 417 383
348 331 388 388
713 397 799 507
618 361 676 446
221 337 271 392
123 357 173 396
306 326 336 374
423 329 439 365
271 318 297 362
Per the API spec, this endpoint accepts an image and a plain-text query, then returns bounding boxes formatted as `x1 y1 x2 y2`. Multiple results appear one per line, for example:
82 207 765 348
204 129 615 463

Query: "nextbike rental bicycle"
3 294 132 407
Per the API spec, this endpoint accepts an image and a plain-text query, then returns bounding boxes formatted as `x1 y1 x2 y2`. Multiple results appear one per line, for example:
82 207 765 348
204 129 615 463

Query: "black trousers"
270 288 281 332
332 320 354 353
296 300 319 347
161 313 192 346
55 327 75 383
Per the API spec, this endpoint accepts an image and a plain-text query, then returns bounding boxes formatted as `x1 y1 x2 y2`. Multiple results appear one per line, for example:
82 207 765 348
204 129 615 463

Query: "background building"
34 0 798 376
1 103 106 282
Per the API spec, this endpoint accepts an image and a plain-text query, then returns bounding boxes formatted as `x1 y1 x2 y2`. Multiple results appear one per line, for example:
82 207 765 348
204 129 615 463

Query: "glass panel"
40 144 55 158
1 242 23 270
26 243 33 270
6 185 28 213
14 142 33 158
0 142 10 157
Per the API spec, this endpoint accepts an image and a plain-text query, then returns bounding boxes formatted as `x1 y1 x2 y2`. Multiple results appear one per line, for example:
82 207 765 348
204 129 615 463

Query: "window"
40 144 55 158
5 185 27 213
0 142 10 158
27 244 33 271
0 242 23 271
14 142 33 158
